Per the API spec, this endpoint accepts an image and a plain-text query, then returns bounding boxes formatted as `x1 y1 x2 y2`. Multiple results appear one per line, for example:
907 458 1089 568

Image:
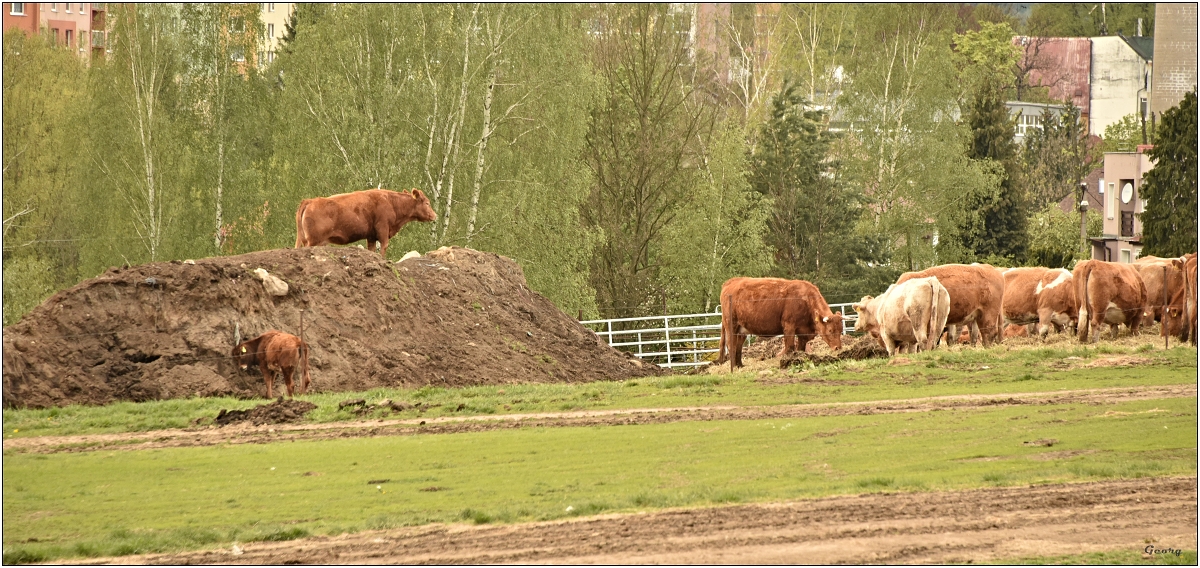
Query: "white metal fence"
581 303 859 369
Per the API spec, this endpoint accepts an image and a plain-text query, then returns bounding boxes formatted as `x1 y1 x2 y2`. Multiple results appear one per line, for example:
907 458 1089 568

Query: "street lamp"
1079 182 1089 259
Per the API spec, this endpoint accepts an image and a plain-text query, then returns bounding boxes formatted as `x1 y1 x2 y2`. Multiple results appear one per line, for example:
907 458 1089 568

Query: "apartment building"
1089 34 1153 137
259 2 292 66
1090 146 1155 263
3 3 106 60
1150 3 1197 120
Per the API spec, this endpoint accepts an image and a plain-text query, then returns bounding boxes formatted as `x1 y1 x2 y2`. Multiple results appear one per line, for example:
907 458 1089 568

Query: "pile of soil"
214 398 318 426
3 246 660 408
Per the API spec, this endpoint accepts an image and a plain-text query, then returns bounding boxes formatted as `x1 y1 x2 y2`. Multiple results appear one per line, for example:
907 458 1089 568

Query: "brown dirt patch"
2 246 661 408
7 384 1192 455
80 476 1197 565
212 398 318 427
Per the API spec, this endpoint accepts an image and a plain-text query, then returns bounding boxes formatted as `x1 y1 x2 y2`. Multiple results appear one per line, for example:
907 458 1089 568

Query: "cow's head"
852 296 876 334
230 342 256 371
409 188 438 222
815 311 844 350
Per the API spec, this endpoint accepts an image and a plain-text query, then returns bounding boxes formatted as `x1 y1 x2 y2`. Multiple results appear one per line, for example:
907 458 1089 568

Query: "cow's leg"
731 328 747 369
282 366 295 398
969 322 982 346
260 362 274 399
944 324 958 346
781 323 797 359
880 331 898 357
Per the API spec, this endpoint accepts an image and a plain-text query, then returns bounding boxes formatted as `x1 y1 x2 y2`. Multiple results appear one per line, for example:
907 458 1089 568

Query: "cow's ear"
852 303 864 313
821 316 830 323
241 346 247 353
412 189 425 199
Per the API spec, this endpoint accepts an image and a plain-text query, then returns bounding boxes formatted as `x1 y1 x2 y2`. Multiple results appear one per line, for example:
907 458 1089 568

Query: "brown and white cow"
897 264 1005 346
1133 257 1187 338
853 276 950 356
1002 267 1078 339
1073 260 1149 342
231 331 312 398
295 188 437 257
716 277 843 370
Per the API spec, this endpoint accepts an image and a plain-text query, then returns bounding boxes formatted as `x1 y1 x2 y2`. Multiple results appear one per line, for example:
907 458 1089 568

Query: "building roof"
1013 37 1092 115
1118 33 1154 61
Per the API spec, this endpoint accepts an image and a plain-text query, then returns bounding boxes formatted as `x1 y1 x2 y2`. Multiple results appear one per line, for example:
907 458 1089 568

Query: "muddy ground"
80 476 1197 565
2 246 660 408
6 383 1193 455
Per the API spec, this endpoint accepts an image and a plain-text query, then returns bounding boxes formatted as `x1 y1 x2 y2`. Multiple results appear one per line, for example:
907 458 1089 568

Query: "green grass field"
2 341 1196 563
3 342 1195 437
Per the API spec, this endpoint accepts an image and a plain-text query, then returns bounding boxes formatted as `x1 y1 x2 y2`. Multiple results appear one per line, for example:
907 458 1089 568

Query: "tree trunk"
466 67 495 243
439 4 478 243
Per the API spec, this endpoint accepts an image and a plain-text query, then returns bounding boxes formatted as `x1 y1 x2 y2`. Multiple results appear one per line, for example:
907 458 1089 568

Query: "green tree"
839 4 994 271
660 125 773 313
2 30 87 324
1101 113 1152 153
582 4 717 317
961 91 1028 264
1139 90 1197 257
749 80 875 289
953 21 1022 100
1026 203 1102 268
84 4 191 267
1021 104 1100 210
1027 3 1154 37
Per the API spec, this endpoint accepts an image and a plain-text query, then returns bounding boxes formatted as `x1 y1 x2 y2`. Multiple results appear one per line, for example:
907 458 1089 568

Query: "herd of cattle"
218 186 1194 394
716 255 1199 370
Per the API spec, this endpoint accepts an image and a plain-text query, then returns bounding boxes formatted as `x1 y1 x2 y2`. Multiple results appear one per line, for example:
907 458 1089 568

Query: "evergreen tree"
749 79 878 294
1140 90 1198 257
962 91 1028 264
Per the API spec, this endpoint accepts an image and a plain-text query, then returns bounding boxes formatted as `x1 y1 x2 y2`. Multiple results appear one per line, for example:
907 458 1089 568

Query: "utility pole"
1079 183 1090 259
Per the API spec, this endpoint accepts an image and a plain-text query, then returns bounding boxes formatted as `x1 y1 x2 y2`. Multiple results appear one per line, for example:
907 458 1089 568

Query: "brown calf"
1073 260 1148 343
295 188 437 257
231 331 312 398
716 277 843 370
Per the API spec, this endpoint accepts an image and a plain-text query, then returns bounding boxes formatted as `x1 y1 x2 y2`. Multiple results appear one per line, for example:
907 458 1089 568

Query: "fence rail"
581 303 858 369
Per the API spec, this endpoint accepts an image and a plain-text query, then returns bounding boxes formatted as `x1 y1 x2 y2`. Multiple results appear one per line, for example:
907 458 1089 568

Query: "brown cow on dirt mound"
897 264 1005 346
1132 257 1187 339
231 331 312 398
715 277 843 370
1073 260 1148 343
295 188 437 257
1002 267 1078 339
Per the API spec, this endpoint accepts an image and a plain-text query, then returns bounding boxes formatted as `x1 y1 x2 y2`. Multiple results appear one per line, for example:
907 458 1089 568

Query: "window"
269 3 275 12
51 3 57 12
78 30 86 51
232 48 245 62
65 29 72 48
10 3 24 15
267 23 273 39
1120 249 1131 264
65 2 70 12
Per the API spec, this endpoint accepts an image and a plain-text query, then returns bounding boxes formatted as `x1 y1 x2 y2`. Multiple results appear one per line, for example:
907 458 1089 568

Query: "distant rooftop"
1118 33 1154 61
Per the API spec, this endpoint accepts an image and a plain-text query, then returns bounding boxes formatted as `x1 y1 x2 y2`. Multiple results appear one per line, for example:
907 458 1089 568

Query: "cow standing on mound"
1002 267 1078 339
295 188 437 257
853 276 950 355
715 277 843 370
1073 260 1148 342
897 264 1005 346
231 331 312 398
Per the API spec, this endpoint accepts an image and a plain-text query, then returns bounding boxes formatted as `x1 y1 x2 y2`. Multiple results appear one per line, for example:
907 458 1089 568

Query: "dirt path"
81 476 1197 565
7 384 1194 454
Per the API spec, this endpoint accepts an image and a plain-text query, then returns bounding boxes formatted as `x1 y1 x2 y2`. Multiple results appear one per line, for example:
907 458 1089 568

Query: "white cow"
853 276 951 356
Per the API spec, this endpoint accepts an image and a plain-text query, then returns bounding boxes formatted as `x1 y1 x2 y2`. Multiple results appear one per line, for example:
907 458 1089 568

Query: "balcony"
91 3 105 11
91 31 105 48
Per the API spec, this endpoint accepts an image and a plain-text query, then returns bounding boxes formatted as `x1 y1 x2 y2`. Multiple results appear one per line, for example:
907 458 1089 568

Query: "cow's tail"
926 280 937 352
1076 261 1092 342
294 199 310 248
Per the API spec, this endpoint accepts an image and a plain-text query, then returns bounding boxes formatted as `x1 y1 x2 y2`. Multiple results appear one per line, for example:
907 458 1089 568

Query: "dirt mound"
214 398 318 426
3 246 660 408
